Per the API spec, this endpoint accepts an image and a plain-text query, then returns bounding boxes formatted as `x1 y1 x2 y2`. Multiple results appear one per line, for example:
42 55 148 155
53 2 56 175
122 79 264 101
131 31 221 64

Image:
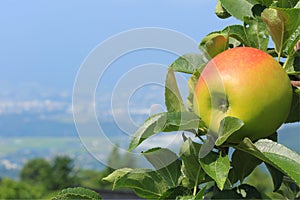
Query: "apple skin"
193 47 292 143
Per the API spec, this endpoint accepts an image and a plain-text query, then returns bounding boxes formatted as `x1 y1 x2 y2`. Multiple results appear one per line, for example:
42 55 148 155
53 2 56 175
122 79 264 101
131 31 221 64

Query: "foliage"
20 158 53 190
101 1 300 199
54 0 300 199
0 178 45 199
50 156 80 190
20 156 80 191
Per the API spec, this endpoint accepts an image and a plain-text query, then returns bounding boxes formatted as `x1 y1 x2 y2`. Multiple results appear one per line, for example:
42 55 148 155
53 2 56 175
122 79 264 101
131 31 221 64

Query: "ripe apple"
193 47 292 143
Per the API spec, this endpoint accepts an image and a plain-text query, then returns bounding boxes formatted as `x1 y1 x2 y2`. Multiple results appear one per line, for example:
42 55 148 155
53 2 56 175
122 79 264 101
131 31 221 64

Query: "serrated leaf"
165 68 186 112
215 116 244 146
230 150 262 183
169 53 207 74
129 112 205 151
200 151 230 190
52 187 102 200
236 138 300 186
243 16 269 50
104 168 168 199
200 33 229 58
180 139 206 187
220 0 258 20
143 147 181 187
262 7 300 56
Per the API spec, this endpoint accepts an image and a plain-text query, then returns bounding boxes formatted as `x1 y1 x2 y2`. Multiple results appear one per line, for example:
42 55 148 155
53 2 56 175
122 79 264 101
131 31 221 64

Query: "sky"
0 0 239 96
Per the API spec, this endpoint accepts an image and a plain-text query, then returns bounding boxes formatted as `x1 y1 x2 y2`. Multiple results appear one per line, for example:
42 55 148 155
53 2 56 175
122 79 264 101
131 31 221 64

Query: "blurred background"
0 0 298 198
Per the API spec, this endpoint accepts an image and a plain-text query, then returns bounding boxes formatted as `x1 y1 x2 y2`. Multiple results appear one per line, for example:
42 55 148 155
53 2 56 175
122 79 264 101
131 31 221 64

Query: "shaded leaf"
255 0 273 7
165 68 186 112
159 186 191 199
230 150 262 183
212 184 262 199
143 147 181 187
285 91 300 123
169 53 207 74
200 151 230 190
215 116 244 146
220 0 258 20
262 7 300 56
266 163 284 191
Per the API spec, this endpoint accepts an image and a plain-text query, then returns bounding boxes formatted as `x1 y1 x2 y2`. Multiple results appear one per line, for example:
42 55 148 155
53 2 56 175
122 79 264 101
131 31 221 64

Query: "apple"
193 47 292 143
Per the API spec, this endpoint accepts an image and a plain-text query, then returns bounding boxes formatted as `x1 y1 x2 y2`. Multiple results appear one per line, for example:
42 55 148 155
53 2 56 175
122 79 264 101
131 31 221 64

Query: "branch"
291 80 300 88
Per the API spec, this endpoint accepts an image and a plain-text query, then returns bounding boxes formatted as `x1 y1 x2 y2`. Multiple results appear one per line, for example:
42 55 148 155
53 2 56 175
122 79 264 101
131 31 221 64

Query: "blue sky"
0 0 239 94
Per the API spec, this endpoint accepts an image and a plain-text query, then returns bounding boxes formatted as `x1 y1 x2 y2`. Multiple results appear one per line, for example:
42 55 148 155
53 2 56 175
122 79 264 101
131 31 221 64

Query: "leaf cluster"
56 1 300 199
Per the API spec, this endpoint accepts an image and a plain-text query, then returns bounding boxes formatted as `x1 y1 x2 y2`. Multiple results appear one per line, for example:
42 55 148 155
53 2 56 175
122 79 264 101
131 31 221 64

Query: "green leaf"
212 184 262 199
165 68 186 112
215 116 244 146
143 147 181 187
180 138 207 187
200 151 230 190
266 163 284 191
220 0 258 20
169 53 207 74
262 7 300 56
243 16 269 50
200 32 229 58
236 138 300 186
103 168 168 199
52 187 102 200
230 150 262 183
285 91 300 123
129 112 205 151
